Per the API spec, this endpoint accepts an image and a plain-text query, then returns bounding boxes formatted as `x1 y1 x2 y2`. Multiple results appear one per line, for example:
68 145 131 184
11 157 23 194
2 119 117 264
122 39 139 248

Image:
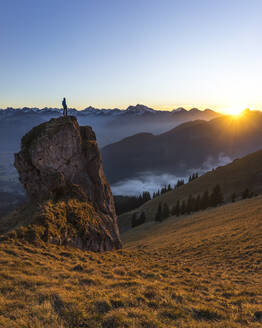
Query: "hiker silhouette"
62 97 67 116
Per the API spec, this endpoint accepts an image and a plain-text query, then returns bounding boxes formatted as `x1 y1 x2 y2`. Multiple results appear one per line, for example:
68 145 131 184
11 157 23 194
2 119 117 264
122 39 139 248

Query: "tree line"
115 172 199 216
152 172 199 198
155 184 223 222
114 192 151 216
231 188 254 202
131 185 256 228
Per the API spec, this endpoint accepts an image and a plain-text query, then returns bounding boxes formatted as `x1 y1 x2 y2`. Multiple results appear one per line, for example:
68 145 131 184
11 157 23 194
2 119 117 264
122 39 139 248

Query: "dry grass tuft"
0 196 262 327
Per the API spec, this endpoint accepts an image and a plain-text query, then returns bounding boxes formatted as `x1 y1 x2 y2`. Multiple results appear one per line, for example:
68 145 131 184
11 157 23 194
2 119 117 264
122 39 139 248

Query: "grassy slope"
119 148 262 231
0 196 262 327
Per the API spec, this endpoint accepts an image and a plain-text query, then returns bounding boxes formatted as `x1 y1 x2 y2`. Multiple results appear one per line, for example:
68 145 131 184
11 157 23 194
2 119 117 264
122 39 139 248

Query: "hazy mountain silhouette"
102 110 262 183
0 105 220 152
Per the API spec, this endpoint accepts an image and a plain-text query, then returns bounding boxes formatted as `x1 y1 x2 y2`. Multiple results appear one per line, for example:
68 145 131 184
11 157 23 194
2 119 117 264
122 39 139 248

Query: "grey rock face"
14 116 121 251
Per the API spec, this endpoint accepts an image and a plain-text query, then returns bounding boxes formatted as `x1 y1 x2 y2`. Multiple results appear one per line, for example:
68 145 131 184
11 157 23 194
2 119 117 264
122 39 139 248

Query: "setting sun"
222 107 247 116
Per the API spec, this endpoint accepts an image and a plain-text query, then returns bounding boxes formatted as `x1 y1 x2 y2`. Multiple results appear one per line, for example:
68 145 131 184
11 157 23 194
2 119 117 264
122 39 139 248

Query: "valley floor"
0 196 262 327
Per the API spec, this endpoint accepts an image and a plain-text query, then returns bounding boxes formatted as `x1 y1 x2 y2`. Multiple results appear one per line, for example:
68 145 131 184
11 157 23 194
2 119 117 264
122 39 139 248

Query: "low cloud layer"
111 153 232 196
111 173 187 196
201 153 232 171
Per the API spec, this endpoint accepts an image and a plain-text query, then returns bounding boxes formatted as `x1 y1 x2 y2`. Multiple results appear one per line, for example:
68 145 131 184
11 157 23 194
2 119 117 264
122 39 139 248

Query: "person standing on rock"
62 97 68 116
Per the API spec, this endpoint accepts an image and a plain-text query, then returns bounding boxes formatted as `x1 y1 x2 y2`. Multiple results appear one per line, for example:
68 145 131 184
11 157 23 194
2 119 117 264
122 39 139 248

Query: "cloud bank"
111 153 232 196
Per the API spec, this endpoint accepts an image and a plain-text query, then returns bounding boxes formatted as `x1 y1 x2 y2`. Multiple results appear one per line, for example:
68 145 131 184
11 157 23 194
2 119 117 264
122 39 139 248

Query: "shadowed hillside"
0 196 261 327
102 110 262 183
118 147 262 232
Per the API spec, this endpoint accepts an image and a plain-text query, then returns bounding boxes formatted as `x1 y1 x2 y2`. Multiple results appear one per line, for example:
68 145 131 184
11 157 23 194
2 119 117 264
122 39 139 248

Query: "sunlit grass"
0 196 262 327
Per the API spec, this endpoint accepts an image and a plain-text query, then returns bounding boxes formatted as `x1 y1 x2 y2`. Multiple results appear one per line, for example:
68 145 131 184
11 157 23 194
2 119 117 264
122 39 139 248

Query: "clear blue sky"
1 0 261 112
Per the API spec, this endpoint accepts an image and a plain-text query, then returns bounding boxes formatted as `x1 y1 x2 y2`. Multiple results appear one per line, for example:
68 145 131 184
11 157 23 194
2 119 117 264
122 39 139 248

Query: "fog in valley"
111 153 232 196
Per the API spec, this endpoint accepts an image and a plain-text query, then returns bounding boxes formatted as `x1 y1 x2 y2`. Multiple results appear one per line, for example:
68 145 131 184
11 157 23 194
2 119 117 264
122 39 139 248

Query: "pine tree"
180 200 186 215
142 191 151 202
200 190 210 210
171 204 176 215
161 187 166 195
176 179 184 188
175 200 180 216
231 192 236 202
131 213 137 228
155 203 162 222
242 188 254 199
139 212 146 225
162 203 169 219
186 194 193 214
210 184 223 206
191 196 196 212
242 188 250 199
195 195 200 211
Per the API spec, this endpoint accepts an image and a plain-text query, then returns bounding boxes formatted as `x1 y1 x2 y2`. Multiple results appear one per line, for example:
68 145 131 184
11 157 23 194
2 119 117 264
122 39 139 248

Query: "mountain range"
102 109 262 184
0 104 220 151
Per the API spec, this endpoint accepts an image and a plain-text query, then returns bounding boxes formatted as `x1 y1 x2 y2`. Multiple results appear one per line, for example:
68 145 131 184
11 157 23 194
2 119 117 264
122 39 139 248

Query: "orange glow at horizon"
220 106 250 117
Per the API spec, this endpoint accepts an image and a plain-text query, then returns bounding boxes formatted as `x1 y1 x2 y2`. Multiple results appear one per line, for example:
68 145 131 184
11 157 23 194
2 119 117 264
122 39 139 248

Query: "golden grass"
0 199 104 246
0 196 262 327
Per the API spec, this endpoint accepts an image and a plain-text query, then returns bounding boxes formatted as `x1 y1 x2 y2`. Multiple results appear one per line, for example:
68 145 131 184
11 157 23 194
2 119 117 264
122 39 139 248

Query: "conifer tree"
142 191 151 202
175 200 180 216
155 202 162 222
195 195 200 211
200 190 210 210
210 184 223 206
180 200 186 215
171 204 176 215
191 195 197 212
176 179 185 188
186 194 193 214
231 192 236 202
131 213 137 228
242 188 250 199
162 203 169 219
139 212 146 225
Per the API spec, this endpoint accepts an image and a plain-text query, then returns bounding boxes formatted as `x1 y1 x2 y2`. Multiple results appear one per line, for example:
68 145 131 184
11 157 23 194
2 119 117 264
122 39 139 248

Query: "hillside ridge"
0 195 261 327
118 147 262 232
102 110 262 183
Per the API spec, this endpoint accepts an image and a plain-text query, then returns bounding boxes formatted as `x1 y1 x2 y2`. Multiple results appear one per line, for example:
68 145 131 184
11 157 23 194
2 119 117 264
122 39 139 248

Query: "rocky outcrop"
9 116 121 251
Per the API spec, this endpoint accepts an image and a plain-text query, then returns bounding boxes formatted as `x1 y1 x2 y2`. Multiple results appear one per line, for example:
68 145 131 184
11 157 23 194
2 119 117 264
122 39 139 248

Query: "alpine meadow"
1 1 262 327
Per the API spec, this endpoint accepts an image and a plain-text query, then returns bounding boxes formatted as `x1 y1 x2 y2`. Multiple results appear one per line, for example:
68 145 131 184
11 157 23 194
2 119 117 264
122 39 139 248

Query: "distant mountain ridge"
0 104 217 117
0 104 220 152
0 104 221 197
102 110 262 184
